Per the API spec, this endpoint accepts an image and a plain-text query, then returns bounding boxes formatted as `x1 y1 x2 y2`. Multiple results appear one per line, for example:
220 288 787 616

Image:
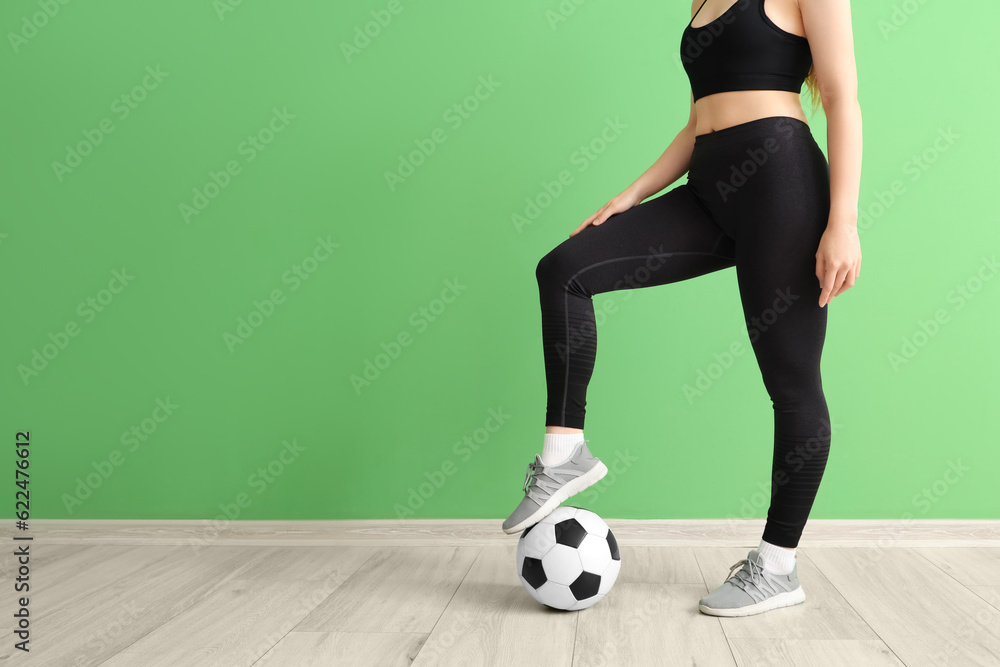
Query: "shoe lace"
522 461 540 495
726 557 764 593
522 439 588 500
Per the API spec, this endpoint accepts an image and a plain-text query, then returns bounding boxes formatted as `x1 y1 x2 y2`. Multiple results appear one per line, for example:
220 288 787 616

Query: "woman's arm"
624 94 699 202
800 0 863 305
569 96 698 236
801 0 862 228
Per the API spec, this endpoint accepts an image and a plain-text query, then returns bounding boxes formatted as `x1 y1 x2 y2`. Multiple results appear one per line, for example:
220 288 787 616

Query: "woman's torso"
685 0 810 135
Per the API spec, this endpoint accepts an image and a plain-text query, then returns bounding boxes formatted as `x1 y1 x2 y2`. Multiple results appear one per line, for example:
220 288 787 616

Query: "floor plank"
0 546 376 666
967 586 1000 613
294 546 481 634
24 545 189 621
617 545 705 584
100 577 317 666
914 547 1000 585
255 632 426 666
4 543 106 589
412 546 576 666
574 583 737 666
806 547 1000 666
729 638 905 666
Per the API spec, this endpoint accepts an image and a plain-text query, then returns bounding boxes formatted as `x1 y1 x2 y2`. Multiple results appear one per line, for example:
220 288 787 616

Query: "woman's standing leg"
704 118 834 549
694 115 832 616
735 214 832 549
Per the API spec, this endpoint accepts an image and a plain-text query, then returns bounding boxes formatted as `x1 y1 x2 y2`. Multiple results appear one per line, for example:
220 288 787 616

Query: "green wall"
3 1 998 525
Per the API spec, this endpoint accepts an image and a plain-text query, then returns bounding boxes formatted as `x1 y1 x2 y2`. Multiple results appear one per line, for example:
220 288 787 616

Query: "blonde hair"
803 65 822 115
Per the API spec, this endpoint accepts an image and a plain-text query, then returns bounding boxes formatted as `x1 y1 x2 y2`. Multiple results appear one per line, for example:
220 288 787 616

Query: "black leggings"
535 116 832 548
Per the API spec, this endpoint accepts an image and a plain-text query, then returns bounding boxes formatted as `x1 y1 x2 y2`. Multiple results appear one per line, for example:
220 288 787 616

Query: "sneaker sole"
502 460 609 534
698 586 806 617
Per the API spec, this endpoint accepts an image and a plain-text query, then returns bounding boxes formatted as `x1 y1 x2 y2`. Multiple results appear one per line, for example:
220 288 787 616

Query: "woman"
503 0 862 617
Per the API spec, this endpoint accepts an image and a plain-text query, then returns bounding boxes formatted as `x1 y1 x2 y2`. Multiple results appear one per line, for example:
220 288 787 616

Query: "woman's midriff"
693 90 808 136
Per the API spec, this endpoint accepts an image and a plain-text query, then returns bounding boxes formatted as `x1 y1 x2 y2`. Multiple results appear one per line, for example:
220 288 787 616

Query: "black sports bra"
680 0 812 102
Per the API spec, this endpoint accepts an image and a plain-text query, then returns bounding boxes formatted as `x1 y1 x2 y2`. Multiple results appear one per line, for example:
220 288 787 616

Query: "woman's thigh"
536 185 737 311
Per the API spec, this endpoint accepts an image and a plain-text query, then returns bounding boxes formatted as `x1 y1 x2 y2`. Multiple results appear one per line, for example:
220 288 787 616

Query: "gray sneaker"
698 548 806 617
501 439 608 534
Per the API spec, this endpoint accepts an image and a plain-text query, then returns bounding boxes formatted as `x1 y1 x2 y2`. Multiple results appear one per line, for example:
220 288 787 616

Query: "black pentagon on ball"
607 528 620 561
521 556 547 589
521 522 536 538
569 571 601 600
554 518 588 548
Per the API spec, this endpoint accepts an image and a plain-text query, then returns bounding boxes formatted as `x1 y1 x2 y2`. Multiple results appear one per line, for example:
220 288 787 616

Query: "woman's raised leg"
536 184 736 430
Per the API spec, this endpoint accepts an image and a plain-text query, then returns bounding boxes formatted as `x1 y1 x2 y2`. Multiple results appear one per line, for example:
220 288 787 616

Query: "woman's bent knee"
536 245 572 286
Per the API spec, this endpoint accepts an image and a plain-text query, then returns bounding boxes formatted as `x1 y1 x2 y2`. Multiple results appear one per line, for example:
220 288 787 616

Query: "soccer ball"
515 505 621 611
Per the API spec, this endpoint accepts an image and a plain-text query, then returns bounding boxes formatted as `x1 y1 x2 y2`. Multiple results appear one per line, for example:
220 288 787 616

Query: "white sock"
541 432 584 465
757 538 796 575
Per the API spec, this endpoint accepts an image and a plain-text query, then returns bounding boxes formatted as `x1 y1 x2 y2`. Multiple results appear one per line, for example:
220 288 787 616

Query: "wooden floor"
1 520 999 666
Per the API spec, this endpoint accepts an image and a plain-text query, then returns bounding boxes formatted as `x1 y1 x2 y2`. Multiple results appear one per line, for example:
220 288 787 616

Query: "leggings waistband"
693 115 813 150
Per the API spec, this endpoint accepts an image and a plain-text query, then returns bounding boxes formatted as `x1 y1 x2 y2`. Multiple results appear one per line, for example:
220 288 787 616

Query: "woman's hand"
569 188 643 237
815 223 862 307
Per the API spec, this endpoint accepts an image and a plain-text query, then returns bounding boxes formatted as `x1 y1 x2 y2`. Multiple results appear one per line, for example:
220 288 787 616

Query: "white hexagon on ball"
543 544 583 586
598 559 621 595
568 592 605 611
520 521 557 559
534 580 577 609
572 508 609 538
578 533 612 573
